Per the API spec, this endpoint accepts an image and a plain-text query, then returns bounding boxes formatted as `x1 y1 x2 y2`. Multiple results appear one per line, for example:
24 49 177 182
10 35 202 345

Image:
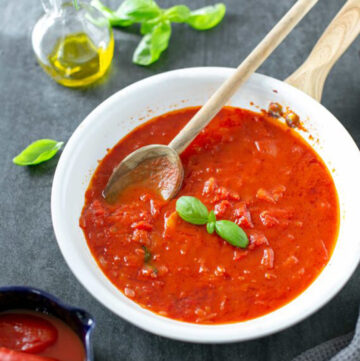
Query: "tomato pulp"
80 106 339 324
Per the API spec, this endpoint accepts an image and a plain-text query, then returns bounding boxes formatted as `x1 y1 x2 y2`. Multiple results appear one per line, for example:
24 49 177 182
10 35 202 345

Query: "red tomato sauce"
80 106 339 324
0 311 85 361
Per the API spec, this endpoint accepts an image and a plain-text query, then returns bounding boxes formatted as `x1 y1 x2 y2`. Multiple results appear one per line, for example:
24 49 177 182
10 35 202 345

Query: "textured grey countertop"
1 0 360 360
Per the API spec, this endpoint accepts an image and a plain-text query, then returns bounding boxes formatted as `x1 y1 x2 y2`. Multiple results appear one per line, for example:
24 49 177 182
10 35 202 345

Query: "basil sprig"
91 0 226 65
176 196 248 248
13 139 64 166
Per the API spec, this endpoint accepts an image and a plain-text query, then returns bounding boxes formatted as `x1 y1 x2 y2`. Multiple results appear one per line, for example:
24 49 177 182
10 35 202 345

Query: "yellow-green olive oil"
40 32 114 87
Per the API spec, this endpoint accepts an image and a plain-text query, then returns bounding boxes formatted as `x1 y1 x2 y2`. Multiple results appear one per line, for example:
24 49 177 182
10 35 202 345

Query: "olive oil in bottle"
40 32 114 87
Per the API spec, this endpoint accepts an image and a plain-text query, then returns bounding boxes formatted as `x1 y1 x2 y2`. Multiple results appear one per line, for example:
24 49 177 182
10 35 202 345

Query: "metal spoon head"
103 144 184 203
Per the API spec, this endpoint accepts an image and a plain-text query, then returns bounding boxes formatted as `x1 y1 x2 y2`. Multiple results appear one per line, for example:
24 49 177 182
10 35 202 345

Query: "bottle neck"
41 0 72 14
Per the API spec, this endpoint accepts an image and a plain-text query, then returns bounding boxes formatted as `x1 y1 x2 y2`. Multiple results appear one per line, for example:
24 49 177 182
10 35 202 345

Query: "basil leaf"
133 21 171 65
140 16 161 35
187 3 226 30
164 5 190 23
91 0 161 26
13 139 64 166
116 0 161 24
176 196 209 225
215 220 248 248
91 0 132 26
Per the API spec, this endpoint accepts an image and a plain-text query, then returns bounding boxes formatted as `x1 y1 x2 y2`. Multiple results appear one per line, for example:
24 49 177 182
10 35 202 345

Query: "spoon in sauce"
104 0 319 203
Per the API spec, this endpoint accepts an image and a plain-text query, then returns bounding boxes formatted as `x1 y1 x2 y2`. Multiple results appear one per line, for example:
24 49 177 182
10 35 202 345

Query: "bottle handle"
41 0 61 14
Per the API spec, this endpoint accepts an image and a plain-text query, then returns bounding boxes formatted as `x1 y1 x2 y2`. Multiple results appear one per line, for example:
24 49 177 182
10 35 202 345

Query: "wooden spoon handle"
286 0 360 102
169 0 319 154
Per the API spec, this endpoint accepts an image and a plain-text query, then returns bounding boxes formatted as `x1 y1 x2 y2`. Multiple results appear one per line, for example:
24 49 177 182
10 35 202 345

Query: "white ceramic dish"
52 67 360 343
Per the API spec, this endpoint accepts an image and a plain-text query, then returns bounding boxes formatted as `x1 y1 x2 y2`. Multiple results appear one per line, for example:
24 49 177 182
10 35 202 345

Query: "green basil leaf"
164 5 190 23
115 0 161 24
187 3 226 30
91 0 161 26
133 21 171 66
140 16 162 35
13 139 64 166
91 0 132 26
176 196 209 225
215 220 248 248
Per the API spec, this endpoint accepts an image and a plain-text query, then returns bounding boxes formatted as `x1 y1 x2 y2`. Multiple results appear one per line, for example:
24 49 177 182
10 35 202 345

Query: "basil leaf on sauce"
215 220 248 248
13 139 64 166
176 196 209 225
133 21 172 65
187 4 226 30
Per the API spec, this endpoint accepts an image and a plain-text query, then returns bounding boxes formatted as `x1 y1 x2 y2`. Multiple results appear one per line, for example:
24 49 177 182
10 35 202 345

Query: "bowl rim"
51 66 360 343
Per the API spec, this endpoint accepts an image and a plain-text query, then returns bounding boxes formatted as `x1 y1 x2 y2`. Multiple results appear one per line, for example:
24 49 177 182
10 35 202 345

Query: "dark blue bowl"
0 286 95 361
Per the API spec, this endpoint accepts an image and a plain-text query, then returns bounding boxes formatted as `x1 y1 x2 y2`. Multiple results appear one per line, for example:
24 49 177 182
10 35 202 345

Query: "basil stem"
206 210 216 234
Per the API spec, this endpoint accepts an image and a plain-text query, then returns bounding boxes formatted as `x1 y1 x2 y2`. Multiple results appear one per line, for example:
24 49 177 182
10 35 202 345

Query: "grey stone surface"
0 0 359 360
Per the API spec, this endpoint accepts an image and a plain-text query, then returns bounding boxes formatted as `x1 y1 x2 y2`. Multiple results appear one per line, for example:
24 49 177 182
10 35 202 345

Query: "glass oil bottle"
32 0 114 87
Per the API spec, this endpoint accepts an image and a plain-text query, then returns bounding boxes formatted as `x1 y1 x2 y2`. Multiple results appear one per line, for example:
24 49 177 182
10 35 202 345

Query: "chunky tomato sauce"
80 106 339 324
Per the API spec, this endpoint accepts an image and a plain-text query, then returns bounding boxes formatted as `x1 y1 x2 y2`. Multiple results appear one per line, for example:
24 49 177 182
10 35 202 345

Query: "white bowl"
51 67 360 343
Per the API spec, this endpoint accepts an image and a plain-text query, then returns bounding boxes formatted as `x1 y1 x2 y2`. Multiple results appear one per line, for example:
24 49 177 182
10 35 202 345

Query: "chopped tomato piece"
89 199 107 217
202 177 217 195
203 178 240 203
261 248 275 269
248 232 269 250
164 212 178 231
233 202 253 228
256 185 286 203
0 314 57 354
214 200 231 217
283 255 299 266
132 229 150 245
131 221 153 231
272 185 286 202
233 250 248 261
259 211 280 227
256 188 275 203
215 187 240 202
254 140 278 156
0 347 57 361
